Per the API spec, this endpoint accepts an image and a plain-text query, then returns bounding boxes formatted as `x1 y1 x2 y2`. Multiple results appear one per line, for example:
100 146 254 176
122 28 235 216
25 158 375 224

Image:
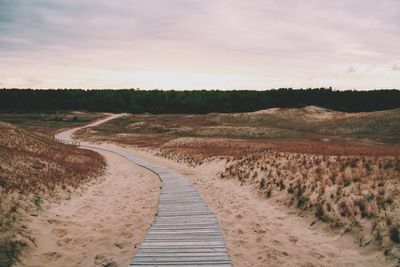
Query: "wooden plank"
132 257 230 262
130 263 231 266
150 227 221 231
140 241 226 246
137 248 228 253
148 230 222 234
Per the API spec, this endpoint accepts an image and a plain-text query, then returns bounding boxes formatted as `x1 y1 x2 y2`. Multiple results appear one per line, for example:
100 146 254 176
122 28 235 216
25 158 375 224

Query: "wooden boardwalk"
125 154 231 266
77 145 231 266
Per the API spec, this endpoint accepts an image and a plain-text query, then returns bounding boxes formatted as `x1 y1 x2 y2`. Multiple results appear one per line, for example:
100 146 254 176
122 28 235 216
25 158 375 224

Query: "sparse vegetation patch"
73 107 400 261
0 122 106 266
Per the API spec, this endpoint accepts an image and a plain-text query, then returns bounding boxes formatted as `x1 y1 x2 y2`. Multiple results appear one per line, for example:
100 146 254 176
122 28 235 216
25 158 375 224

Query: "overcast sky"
0 0 399 90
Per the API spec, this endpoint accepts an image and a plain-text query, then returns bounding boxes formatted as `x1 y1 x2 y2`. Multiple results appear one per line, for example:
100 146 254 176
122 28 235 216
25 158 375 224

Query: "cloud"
347 66 356 74
365 64 377 71
25 78 43 86
392 63 400 71
0 0 399 89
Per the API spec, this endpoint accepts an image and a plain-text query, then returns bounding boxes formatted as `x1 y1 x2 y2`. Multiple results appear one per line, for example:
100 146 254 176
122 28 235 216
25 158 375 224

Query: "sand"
17 114 392 266
99 143 391 267
16 148 160 267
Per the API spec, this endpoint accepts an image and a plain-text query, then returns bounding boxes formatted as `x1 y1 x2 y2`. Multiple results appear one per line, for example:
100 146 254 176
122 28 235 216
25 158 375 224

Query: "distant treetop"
0 88 399 113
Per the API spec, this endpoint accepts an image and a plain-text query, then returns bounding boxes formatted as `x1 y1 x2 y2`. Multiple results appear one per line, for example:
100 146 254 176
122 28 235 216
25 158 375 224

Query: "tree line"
1 88 399 113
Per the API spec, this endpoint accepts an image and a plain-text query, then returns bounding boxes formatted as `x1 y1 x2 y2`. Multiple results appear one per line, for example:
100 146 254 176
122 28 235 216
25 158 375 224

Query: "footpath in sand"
17 115 161 266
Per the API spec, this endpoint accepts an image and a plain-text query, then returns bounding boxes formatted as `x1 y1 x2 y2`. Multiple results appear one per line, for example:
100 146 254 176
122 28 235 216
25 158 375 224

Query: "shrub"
0 240 26 267
259 178 266 189
389 226 400 243
315 203 324 219
33 195 41 210
297 196 309 208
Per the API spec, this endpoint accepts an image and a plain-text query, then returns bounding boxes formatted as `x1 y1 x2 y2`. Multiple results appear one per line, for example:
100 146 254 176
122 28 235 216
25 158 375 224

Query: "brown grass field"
1 107 399 265
75 106 400 261
0 112 105 136
0 120 106 266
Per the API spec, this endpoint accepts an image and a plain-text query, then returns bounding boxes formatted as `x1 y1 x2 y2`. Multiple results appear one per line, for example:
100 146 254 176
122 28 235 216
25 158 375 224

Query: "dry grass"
0 122 106 266
219 151 400 257
0 112 105 136
154 138 400 166
74 107 400 261
75 106 400 146
156 139 400 259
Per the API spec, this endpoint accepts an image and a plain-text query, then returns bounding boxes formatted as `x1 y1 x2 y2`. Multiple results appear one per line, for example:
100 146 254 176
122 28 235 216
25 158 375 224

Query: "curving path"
56 114 231 266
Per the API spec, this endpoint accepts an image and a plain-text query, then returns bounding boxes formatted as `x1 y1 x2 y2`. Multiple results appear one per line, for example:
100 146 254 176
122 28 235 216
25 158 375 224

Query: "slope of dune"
73 108 400 264
16 149 160 267
211 106 400 142
107 143 393 266
0 122 106 267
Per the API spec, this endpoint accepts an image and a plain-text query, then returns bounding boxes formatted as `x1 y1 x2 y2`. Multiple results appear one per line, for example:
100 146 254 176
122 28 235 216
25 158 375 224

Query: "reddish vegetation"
161 138 400 158
259 139 400 156
0 122 106 194
76 106 400 158
0 112 106 137
74 108 400 260
0 122 106 266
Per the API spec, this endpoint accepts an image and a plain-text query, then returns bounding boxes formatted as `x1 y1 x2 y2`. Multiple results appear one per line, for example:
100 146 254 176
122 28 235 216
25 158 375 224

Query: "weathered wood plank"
131 263 231 266
137 248 228 253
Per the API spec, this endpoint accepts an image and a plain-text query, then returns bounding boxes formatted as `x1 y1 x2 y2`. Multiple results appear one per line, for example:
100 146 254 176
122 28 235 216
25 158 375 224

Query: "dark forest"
1 88 399 113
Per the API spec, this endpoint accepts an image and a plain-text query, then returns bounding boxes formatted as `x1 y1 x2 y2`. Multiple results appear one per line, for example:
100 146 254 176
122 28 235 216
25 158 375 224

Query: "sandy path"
94 143 391 267
16 116 161 267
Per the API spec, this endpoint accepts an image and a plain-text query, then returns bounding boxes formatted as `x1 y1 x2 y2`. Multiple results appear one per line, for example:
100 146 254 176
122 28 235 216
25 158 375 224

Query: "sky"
0 0 399 90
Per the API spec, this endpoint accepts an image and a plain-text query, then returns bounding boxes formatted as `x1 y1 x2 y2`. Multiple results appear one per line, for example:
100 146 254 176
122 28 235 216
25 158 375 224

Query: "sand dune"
17 149 160 267
16 113 394 266
113 145 391 267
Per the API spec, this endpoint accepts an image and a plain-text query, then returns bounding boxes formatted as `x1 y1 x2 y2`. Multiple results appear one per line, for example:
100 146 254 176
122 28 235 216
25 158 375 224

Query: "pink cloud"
0 0 399 89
